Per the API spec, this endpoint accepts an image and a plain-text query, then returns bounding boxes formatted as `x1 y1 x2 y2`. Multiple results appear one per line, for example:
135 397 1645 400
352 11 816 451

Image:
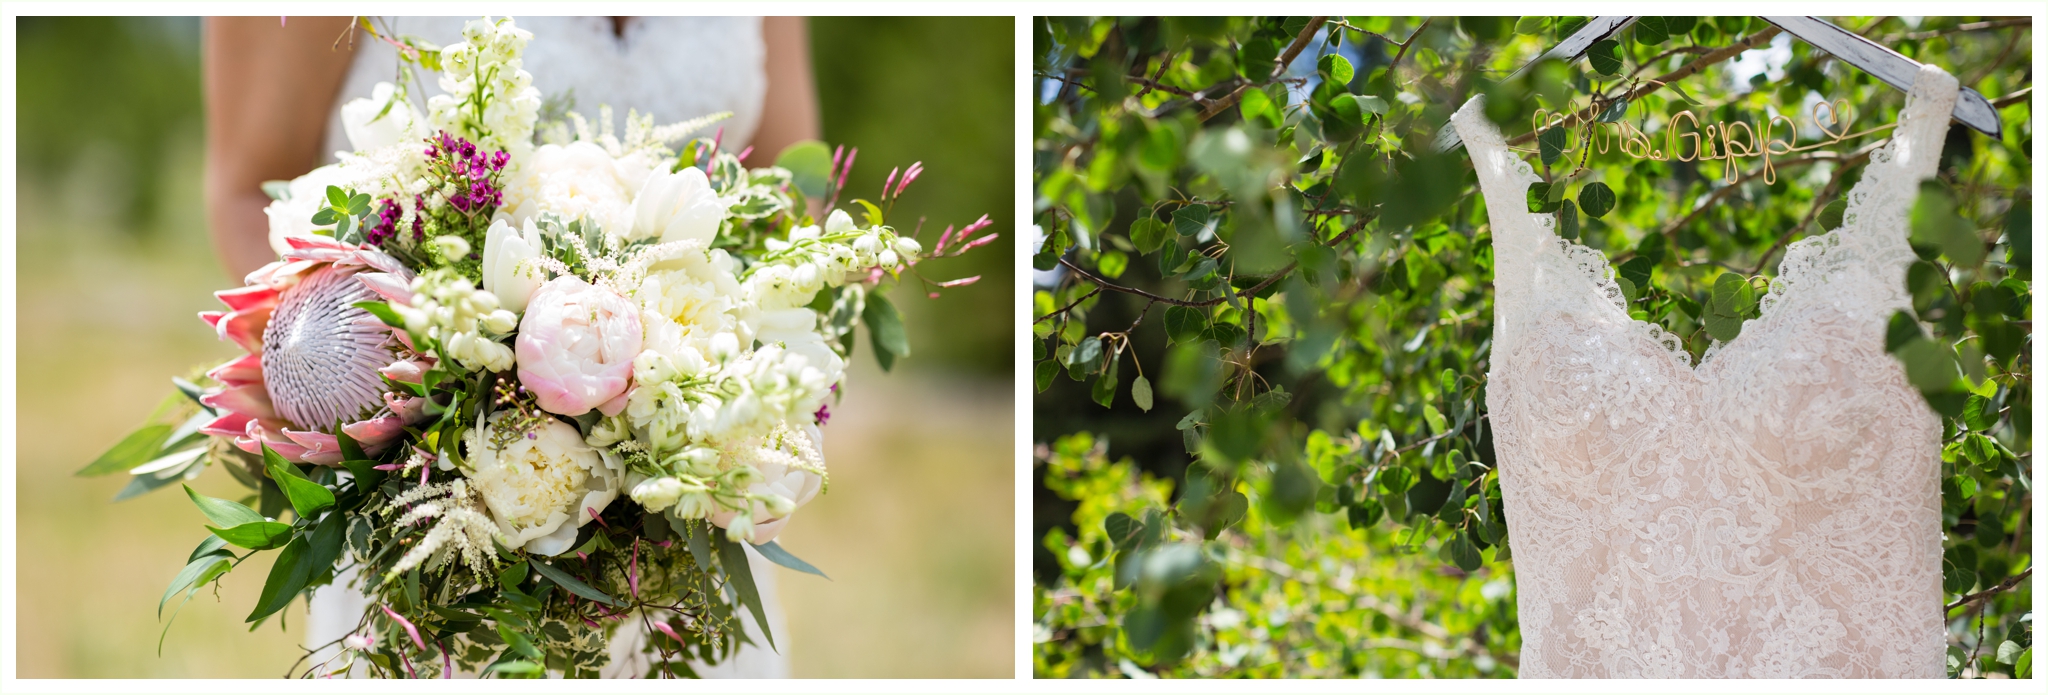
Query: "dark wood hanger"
1437 16 2004 151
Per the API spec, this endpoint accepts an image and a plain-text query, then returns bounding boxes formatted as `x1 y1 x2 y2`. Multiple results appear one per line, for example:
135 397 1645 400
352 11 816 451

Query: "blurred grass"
14 16 1013 679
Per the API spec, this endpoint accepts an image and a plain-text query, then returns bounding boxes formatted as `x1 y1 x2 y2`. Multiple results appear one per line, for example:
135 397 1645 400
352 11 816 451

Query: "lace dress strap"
1757 64 1960 323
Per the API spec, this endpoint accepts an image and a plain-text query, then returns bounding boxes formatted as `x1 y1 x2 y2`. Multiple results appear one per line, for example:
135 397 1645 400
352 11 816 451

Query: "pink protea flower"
196 235 427 465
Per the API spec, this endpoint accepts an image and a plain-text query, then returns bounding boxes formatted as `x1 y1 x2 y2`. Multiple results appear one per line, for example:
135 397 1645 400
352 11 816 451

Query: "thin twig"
1991 86 2031 109
1036 285 1101 323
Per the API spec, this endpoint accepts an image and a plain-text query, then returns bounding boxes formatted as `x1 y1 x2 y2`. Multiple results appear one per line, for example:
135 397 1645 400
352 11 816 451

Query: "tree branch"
1946 567 2032 613
1199 17 1328 122
1885 17 2031 42
1992 86 2031 109
1508 26 1783 147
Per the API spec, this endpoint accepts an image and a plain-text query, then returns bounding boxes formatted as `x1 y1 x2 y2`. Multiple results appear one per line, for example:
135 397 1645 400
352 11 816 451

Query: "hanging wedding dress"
307 16 790 679
1450 64 1958 678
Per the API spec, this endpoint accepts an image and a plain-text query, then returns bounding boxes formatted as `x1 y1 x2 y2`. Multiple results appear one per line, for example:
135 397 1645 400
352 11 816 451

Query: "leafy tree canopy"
1032 16 2031 678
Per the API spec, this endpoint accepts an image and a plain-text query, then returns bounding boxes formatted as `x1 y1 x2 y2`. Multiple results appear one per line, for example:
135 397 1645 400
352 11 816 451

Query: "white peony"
629 166 730 244
500 142 657 237
462 413 622 555
261 164 358 256
339 81 425 153
481 218 547 314
638 246 745 359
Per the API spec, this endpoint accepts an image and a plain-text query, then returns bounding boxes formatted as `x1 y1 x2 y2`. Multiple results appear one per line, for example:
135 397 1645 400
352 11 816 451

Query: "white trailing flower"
742 209 918 310
391 268 517 372
461 413 623 556
624 336 834 452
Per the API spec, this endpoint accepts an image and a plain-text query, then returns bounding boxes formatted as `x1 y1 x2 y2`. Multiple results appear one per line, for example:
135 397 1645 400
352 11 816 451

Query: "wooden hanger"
1436 16 2004 152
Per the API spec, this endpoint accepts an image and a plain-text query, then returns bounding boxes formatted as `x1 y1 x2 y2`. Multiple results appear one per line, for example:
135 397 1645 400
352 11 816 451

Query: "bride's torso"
320 16 767 161
308 16 787 678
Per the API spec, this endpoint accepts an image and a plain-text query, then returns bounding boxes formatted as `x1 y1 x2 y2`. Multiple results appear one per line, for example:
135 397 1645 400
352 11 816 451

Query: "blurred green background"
13 16 1014 678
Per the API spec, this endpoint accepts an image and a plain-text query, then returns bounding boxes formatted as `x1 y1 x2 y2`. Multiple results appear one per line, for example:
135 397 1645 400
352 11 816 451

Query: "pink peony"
196 234 428 465
515 276 641 417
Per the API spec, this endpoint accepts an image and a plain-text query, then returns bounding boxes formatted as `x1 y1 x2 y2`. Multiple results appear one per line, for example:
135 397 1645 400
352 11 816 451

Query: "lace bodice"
1451 65 1956 678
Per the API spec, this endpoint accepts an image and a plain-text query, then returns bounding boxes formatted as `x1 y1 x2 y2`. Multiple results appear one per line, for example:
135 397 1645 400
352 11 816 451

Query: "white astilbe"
540 104 732 161
385 478 499 579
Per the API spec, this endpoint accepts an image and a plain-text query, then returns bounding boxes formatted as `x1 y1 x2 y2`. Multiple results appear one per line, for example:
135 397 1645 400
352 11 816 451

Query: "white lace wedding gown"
1451 64 1958 678
308 16 789 679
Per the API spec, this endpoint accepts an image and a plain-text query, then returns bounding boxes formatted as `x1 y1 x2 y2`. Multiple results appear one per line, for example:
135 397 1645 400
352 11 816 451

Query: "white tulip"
629 166 731 244
338 82 423 153
481 219 546 314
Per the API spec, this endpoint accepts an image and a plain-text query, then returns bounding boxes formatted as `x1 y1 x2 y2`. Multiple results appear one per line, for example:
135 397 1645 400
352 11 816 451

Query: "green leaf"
208 520 293 550
1587 39 1623 76
1239 86 1280 128
713 532 776 652
1578 182 1616 218
1538 126 1567 166
183 484 265 528
324 185 348 209
1818 199 1847 230
1351 94 1388 116
346 193 371 215
1597 98 1630 123
498 560 531 590
1092 359 1119 408
1096 250 1129 279
1961 394 1999 431
1514 16 1549 35
531 559 624 606
1132 376 1155 412
161 552 232 617
247 536 314 622
774 140 833 199
752 540 829 579
1164 306 1207 344
1633 16 1669 45
1422 404 1448 436
1441 531 1484 571
1317 54 1354 86
1069 336 1104 369
862 293 910 372
1704 311 1744 342
1526 182 1560 214
79 424 174 477
1555 199 1580 240
1129 218 1170 254
261 444 335 519
1172 204 1214 237
1910 182 1985 268
1034 360 1058 392
1617 257 1654 291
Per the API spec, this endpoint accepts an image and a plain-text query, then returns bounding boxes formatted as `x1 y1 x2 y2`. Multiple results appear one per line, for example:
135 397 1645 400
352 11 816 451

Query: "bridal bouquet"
80 17 993 678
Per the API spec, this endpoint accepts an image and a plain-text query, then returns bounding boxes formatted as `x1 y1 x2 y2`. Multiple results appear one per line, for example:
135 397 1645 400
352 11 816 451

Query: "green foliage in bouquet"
1032 16 2031 678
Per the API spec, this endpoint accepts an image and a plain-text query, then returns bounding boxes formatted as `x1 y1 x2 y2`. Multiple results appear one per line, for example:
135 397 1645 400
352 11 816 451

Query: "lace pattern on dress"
1446 65 1955 679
